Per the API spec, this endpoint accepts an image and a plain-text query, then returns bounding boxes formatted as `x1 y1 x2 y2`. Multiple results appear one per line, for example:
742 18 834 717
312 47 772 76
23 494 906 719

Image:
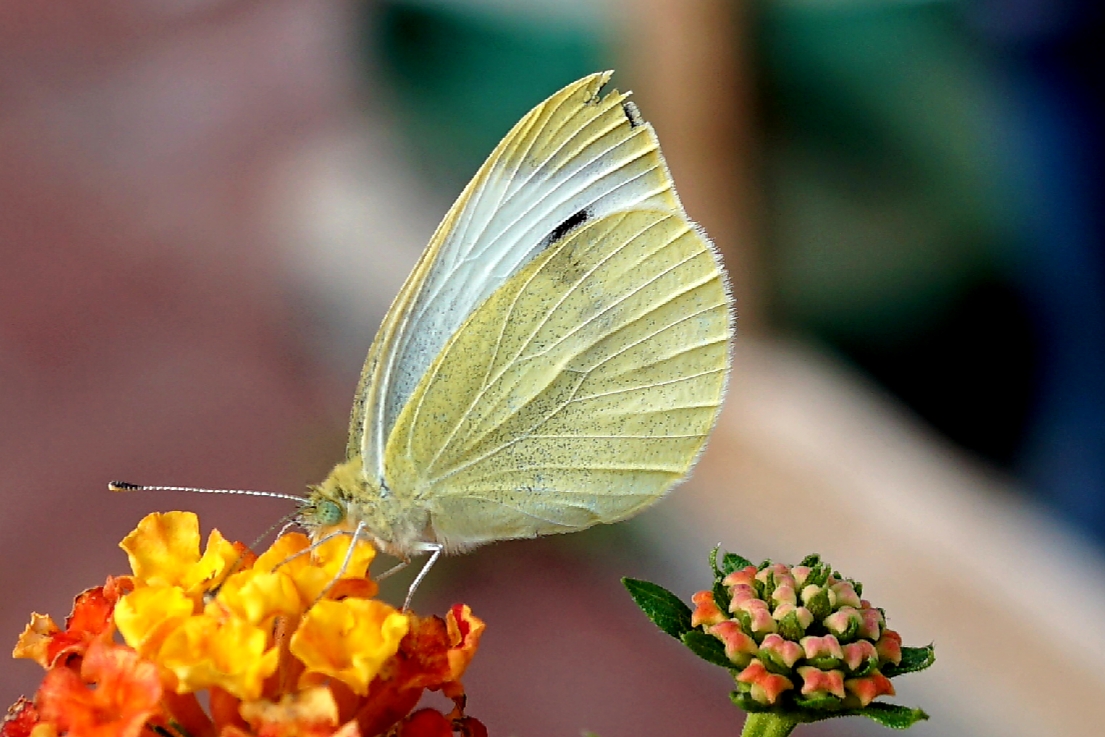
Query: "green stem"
741 713 799 737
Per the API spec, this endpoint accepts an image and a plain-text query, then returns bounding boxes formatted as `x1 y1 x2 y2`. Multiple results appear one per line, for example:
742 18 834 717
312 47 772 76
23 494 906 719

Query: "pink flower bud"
858 606 884 641
800 634 843 661
797 666 845 699
737 660 795 705
722 566 758 588
876 629 903 666
799 584 822 605
772 603 813 629
727 584 758 612
709 621 758 667
759 633 803 669
690 591 726 628
772 583 798 607
845 672 895 707
824 606 861 639
841 640 878 672
737 599 777 636
830 582 862 609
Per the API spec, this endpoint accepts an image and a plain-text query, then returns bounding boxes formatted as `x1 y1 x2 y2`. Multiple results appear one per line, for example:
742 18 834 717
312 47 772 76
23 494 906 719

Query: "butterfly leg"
313 521 366 603
375 558 411 581
272 528 347 571
403 542 443 611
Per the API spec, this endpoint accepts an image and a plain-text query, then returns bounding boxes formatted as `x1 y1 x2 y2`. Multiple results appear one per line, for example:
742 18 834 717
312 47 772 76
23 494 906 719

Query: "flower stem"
741 713 799 737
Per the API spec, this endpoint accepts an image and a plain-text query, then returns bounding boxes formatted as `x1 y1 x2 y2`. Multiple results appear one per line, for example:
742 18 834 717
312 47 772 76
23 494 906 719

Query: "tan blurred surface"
623 0 765 334
647 338 1105 737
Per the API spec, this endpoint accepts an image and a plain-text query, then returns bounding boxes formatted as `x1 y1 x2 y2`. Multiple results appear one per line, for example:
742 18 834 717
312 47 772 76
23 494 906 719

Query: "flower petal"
291 599 408 696
120 512 203 587
239 686 341 737
158 613 279 701
445 605 484 683
37 641 161 737
114 585 196 659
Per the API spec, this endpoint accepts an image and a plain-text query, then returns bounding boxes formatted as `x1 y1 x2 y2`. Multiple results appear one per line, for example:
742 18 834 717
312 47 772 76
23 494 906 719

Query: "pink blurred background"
4 2 1104 735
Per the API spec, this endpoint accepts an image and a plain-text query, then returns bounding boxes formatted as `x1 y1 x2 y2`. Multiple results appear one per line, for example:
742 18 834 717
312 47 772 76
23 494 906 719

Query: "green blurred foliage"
759 1 1012 343
362 0 1036 467
371 0 609 188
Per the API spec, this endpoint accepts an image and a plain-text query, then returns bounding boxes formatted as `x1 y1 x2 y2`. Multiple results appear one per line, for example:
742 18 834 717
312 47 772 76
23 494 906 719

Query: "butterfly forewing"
383 209 731 550
349 72 685 482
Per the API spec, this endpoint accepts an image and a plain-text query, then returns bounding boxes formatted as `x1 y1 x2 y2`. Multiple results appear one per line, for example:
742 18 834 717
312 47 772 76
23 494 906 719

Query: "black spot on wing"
622 101 644 128
543 208 591 247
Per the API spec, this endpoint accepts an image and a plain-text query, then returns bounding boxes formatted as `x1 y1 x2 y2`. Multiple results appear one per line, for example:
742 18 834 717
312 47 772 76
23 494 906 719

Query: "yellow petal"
119 512 241 602
114 585 196 658
256 533 377 604
239 686 339 732
211 569 303 625
290 599 408 696
311 535 376 581
120 512 202 587
178 528 241 599
12 613 59 666
253 533 312 575
158 613 278 701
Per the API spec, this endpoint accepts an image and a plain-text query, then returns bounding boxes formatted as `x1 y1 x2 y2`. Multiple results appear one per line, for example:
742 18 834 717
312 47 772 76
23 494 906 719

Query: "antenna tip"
109 481 141 491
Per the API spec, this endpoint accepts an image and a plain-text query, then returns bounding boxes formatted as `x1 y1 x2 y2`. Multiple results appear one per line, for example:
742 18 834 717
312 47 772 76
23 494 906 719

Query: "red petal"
1 699 39 737
399 709 453 737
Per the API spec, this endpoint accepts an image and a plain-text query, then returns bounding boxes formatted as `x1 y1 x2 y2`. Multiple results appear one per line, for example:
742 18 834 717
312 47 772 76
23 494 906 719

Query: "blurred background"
3 0 1104 734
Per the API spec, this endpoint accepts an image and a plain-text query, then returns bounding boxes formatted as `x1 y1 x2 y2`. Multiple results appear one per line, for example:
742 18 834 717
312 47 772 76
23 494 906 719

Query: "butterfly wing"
384 209 732 550
349 72 685 483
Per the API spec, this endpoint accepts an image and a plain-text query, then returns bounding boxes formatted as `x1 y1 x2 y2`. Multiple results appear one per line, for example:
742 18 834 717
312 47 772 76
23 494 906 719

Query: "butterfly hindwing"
383 209 731 549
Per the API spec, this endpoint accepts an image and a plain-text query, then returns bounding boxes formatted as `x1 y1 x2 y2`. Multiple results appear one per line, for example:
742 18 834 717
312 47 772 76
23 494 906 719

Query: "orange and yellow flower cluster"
4 512 485 737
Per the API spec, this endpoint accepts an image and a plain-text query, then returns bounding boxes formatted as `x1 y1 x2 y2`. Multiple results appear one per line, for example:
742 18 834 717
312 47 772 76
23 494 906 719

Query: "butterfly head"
301 496 344 527
298 458 430 559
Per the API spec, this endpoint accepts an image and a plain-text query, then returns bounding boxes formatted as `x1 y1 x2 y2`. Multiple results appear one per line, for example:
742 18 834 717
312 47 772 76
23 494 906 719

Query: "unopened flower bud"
824 606 862 642
759 634 803 670
841 640 878 673
798 666 846 700
736 660 795 706
845 672 895 707
691 591 726 628
875 629 902 667
709 620 758 668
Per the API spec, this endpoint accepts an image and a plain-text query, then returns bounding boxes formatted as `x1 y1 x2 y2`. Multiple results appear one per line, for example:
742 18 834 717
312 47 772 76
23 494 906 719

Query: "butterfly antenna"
109 481 307 504
247 509 303 553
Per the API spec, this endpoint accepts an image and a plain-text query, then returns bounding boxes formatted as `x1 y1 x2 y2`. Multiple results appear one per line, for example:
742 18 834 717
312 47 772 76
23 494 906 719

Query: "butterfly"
115 71 733 607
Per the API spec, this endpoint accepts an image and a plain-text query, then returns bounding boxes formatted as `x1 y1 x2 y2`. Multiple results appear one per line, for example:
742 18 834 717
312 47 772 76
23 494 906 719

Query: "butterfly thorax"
301 457 432 559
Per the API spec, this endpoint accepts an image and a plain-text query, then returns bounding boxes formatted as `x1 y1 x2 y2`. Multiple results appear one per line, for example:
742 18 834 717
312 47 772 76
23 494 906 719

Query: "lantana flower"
625 549 935 736
5 512 485 737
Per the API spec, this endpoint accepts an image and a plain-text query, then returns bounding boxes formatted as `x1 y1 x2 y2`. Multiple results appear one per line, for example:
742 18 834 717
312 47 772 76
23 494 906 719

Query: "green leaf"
622 578 692 639
713 578 732 613
883 645 935 677
851 703 930 729
722 552 753 575
798 553 822 568
710 545 723 577
732 702 929 730
804 586 832 621
793 694 844 711
729 691 773 713
681 630 733 668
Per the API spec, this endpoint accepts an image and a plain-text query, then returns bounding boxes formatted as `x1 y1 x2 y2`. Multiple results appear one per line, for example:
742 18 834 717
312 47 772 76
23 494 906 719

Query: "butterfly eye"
314 499 344 526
